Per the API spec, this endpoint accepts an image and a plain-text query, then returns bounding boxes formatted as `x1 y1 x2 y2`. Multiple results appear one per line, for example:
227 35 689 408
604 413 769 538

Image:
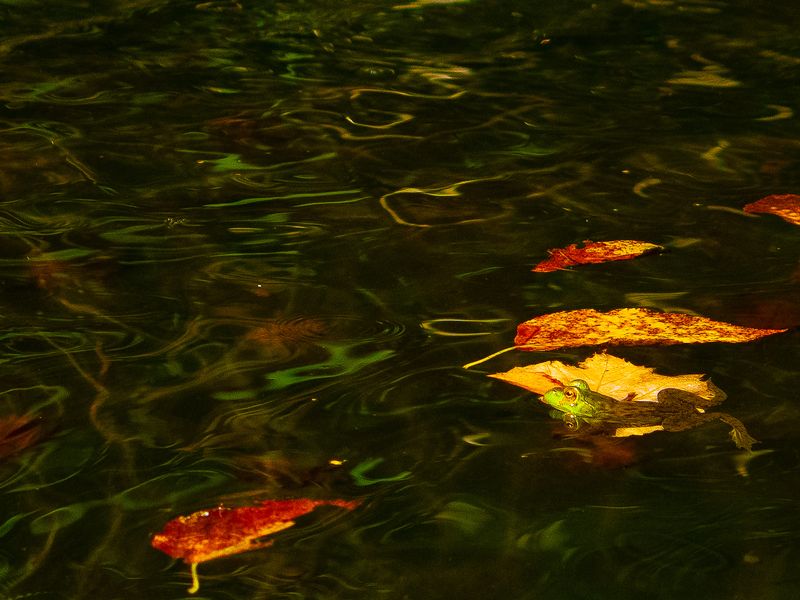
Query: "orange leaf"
743 194 800 226
514 308 786 351
151 498 358 593
532 240 662 272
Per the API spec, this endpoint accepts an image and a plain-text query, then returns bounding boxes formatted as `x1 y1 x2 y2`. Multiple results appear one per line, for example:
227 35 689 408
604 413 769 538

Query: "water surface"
0 1 799 598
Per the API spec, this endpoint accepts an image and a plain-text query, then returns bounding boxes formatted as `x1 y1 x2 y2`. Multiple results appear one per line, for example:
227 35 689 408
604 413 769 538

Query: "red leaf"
151 498 358 565
532 240 662 272
743 194 800 226
151 498 359 593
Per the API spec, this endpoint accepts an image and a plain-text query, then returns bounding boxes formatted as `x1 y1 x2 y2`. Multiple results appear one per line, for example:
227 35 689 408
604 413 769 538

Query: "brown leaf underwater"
0 414 44 460
532 240 663 272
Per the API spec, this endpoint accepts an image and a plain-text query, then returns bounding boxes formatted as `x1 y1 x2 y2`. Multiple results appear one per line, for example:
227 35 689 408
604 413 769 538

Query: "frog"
541 379 757 451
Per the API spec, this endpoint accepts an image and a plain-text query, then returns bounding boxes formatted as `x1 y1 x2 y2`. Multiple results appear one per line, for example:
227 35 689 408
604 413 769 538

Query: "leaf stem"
462 345 518 369
188 563 200 594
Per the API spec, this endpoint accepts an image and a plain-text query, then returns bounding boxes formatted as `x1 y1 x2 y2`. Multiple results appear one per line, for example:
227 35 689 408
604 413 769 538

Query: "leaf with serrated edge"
491 352 718 404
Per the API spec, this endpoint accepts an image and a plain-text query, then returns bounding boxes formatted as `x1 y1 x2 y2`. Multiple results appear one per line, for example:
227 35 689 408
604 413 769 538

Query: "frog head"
541 379 597 418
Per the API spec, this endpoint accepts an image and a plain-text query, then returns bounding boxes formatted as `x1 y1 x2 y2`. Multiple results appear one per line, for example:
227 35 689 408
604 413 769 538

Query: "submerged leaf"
0 414 44 460
743 194 800 226
244 318 327 344
151 498 358 593
533 240 663 272
514 308 786 351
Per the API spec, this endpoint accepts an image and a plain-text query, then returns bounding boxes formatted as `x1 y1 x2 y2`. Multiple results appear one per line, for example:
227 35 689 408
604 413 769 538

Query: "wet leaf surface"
514 308 787 351
151 498 358 593
491 352 722 404
532 240 663 272
743 194 800 226
492 353 755 448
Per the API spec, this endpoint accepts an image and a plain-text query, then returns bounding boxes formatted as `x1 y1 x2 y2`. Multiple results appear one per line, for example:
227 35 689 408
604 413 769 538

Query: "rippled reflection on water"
0 0 799 598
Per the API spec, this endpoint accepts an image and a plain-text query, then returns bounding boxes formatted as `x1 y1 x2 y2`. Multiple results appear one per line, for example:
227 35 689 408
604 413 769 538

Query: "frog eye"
563 386 578 405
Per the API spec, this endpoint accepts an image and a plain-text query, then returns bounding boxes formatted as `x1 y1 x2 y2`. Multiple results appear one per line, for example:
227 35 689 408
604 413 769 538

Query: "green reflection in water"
263 343 394 391
349 457 412 486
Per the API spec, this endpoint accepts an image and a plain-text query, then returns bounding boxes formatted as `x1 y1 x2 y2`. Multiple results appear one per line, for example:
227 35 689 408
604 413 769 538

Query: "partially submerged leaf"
151 498 358 593
514 308 786 351
613 425 664 437
743 194 800 226
533 240 663 272
491 352 721 404
491 353 756 446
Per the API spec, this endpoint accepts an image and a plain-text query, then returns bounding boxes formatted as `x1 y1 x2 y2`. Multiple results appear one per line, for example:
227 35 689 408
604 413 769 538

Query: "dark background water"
0 0 799 598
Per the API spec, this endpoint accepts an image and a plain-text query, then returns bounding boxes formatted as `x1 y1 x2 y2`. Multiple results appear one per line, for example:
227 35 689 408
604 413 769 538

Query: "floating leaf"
492 353 755 449
532 240 663 272
462 308 787 370
490 352 720 404
514 308 787 351
743 194 800 226
151 498 358 593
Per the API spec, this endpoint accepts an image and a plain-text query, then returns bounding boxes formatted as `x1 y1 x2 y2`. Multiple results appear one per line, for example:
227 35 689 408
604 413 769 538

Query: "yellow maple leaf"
490 352 722 404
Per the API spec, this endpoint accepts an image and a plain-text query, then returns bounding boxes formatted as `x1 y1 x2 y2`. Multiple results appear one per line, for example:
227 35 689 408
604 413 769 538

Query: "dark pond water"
1 0 799 598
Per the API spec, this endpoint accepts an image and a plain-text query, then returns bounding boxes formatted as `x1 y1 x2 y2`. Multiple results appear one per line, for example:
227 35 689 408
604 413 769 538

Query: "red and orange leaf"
743 194 800 226
533 240 662 272
514 308 786 351
151 498 358 565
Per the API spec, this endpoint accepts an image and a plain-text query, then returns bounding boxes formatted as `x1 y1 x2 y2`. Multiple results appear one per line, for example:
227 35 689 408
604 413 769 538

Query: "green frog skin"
541 379 757 451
